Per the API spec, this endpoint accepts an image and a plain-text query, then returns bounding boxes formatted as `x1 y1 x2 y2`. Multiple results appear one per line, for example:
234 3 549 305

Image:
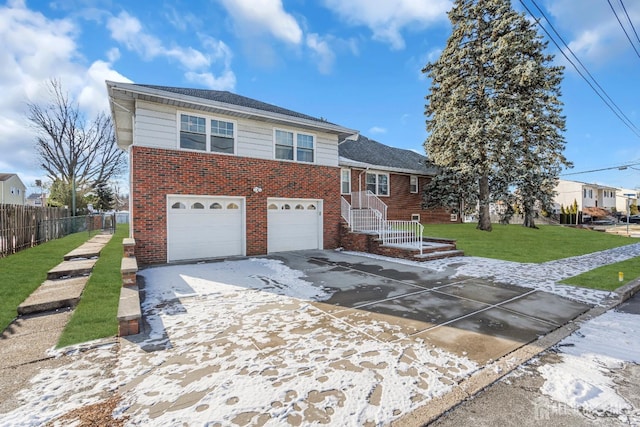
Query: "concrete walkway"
0 232 112 414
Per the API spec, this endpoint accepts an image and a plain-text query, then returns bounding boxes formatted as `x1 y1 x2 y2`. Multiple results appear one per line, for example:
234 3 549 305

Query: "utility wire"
619 0 640 49
520 0 640 139
561 162 640 176
607 0 640 60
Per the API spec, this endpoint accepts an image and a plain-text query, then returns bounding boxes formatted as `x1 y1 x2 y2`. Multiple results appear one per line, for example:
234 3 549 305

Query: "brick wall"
343 168 459 223
131 146 341 264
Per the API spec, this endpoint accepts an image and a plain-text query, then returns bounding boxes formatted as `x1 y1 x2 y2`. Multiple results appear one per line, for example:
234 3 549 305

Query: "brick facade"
342 168 459 224
131 146 341 264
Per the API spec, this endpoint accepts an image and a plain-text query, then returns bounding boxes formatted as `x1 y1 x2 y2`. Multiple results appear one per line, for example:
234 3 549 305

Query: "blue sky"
1 0 639 195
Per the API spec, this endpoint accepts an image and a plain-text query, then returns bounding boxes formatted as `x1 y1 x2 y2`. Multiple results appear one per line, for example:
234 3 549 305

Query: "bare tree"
27 79 125 193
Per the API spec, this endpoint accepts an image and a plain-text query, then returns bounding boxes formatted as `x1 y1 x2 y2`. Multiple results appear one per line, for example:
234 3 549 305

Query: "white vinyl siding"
134 102 339 166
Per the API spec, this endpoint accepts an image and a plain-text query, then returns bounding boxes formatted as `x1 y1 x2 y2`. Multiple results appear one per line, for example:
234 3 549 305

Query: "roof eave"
339 157 437 176
106 81 358 138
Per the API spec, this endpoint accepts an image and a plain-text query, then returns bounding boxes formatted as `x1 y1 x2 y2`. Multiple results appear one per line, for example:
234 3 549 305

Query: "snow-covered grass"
538 311 640 418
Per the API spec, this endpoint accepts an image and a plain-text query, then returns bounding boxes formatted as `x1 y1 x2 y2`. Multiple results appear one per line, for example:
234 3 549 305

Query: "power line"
520 0 640 139
561 161 640 176
619 0 640 49
607 0 640 60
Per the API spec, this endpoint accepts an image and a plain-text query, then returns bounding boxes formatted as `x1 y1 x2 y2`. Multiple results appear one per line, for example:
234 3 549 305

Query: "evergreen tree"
423 0 570 230
94 181 115 211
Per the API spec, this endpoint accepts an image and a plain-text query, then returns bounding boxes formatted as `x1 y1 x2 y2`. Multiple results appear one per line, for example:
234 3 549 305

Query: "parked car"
620 214 640 223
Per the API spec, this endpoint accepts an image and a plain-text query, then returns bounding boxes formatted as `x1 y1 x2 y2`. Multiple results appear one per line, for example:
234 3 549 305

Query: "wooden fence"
0 204 77 257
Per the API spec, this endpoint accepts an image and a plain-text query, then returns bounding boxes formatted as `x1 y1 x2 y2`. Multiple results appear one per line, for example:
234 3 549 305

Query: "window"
297 134 314 162
274 129 315 163
411 214 420 222
366 172 389 196
275 130 294 160
589 189 593 198
211 120 234 154
192 202 204 209
341 169 351 194
171 202 186 209
410 176 418 193
179 113 235 154
227 203 239 209
210 202 223 209
180 114 206 151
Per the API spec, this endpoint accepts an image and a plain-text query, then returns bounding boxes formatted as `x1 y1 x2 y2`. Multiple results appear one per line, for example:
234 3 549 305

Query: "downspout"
358 167 369 208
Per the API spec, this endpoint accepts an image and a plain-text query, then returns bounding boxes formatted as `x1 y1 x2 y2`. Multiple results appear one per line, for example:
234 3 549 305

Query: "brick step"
17 276 89 315
46 258 97 280
414 249 465 261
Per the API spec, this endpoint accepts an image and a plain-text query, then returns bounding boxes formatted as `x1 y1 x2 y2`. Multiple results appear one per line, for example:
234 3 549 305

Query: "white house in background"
0 173 26 205
553 179 617 212
615 188 639 213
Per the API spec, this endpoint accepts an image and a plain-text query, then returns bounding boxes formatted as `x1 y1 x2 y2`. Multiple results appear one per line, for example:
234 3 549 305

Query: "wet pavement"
271 250 591 364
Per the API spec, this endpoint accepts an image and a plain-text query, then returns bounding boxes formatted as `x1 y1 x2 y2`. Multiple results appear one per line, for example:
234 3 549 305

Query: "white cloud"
185 71 236 91
543 0 640 65
322 0 451 49
218 0 302 45
306 33 336 74
369 126 387 135
107 11 210 70
0 1 131 188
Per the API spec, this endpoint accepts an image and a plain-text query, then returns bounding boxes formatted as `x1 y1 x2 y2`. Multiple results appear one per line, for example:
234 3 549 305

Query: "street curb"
392 278 640 427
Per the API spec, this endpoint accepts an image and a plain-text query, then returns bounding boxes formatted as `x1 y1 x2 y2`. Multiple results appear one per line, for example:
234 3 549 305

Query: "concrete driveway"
115 250 590 426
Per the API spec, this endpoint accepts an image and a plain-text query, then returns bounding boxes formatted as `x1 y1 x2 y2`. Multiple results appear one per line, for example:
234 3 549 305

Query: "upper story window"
274 129 314 163
341 169 351 195
179 112 235 154
366 172 389 196
410 176 418 193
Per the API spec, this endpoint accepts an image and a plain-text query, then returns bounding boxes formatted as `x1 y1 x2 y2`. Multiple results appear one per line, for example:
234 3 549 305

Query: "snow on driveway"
115 258 477 426
538 310 640 421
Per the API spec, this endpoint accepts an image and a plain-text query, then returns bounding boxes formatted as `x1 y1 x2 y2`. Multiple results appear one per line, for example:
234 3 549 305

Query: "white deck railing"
350 209 385 234
381 220 424 254
351 190 388 220
341 197 351 224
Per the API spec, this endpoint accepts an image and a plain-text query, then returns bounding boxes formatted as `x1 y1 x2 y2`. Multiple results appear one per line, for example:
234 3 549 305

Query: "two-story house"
554 179 617 213
108 82 361 264
0 173 26 205
108 82 456 265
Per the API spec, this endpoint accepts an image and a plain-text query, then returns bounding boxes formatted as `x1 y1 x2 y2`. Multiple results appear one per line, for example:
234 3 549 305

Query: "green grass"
0 231 92 332
423 223 636 263
560 256 640 291
57 224 128 348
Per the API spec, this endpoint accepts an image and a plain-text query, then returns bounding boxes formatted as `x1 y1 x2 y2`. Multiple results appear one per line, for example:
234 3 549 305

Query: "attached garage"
267 198 323 253
167 195 245 262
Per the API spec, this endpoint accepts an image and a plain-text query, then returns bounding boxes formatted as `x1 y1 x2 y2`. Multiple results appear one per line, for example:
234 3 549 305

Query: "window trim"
365 171 390 197
341 168 351 195
177 111 237 155
410 175 418 194
273 128 316 164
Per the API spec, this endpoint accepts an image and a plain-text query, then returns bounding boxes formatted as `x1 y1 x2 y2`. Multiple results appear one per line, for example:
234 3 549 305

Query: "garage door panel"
168 196 244 262
267 199 322 253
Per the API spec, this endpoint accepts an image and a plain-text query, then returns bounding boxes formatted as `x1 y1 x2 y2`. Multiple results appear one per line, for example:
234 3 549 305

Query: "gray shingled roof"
137 84 333 125
339 135 438 175
0 173 17 182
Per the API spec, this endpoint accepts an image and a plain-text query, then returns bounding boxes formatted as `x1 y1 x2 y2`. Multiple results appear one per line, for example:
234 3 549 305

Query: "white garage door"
167 196 244 262
267 198 322 253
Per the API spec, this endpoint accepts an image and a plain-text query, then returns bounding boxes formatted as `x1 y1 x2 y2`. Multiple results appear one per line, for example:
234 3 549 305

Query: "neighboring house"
107 82 358 264
553 179 617 212
616 188 639 213
0 173 26 205
26 192 46 207
339 135 458 223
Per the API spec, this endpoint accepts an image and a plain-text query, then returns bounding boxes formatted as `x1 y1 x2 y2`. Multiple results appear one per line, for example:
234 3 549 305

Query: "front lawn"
0 231 92 332
561 256 640 291
424 223 636 263
57 223 128 347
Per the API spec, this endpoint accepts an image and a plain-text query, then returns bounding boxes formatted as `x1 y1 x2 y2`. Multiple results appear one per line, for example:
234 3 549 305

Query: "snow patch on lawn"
539 311 640 416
